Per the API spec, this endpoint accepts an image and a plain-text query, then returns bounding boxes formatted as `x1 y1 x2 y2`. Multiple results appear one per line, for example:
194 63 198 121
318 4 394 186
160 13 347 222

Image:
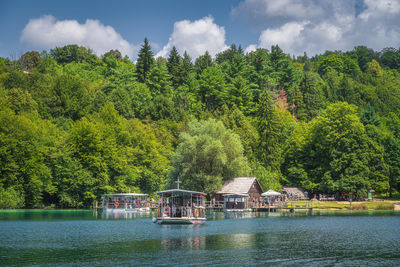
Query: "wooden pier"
95 200 314 213
205 200 314 212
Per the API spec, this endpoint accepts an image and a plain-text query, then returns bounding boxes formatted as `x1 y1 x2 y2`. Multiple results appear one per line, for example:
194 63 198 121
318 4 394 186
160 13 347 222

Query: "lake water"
1 210 399 266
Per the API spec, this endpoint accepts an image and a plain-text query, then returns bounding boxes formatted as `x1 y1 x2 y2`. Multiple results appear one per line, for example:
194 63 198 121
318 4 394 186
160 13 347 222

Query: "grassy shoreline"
309 200 399 211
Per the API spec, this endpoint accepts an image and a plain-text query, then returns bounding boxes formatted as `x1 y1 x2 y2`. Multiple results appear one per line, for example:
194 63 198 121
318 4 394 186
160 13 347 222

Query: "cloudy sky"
0 0 399 60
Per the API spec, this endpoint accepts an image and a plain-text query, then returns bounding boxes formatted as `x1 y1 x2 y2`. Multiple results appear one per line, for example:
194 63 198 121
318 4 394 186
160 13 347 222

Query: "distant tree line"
1 41 400 208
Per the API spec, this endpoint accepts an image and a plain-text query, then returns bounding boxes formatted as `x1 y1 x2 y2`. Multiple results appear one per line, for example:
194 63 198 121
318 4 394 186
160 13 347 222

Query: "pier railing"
205 201 224 209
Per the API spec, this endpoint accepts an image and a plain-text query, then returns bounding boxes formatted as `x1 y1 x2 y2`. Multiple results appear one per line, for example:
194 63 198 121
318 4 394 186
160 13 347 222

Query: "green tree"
360 103 380 126
18 51 42 72
50 45 95 65
167 46 183 87
382 113 400 196
284 102 388 197
0 106 55 207
194 51 213 76
317 53 361 77
346 46 377 72
215 105 259 161
181 51 194 83
103 49 122 61
256 89 282 173
136 38 154 83
380 47 400 70
169 119 250 194
228 75 255 114
198 66 227 110
299 72 326 121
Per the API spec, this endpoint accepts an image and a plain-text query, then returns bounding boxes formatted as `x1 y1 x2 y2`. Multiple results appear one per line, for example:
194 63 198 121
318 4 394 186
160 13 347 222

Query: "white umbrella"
261 190 281 196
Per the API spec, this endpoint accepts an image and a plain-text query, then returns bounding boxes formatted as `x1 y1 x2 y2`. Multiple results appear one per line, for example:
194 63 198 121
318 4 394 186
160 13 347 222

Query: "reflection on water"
0 210 399 266
101 211 152 219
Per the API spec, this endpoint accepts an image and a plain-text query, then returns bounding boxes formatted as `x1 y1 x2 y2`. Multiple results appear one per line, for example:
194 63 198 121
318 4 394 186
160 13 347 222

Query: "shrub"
0 187 24 209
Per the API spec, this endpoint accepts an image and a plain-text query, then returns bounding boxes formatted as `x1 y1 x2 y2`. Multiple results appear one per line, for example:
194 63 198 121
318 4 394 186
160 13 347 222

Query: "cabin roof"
102 193 148 197
216 177 262 195
157 189 206 195
282 187 305 197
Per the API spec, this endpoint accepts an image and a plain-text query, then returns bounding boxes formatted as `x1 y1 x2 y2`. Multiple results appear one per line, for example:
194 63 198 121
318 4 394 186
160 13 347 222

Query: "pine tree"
182 51 194 83
194 51 213 76
136 38 154 83
256 89 282 173
167 46 183 87
299 72 326 121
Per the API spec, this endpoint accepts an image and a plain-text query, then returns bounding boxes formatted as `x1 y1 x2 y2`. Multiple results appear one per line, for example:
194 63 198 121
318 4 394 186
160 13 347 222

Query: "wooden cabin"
223 193 250 211
214 177 264 204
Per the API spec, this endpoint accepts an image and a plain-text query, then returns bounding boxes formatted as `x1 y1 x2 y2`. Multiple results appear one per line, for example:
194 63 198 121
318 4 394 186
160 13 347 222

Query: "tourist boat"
153 189 206 224
223 193 251 212
102 193 150 213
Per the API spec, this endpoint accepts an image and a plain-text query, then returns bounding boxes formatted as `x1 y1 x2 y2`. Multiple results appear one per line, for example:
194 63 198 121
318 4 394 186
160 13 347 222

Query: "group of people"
158 202 204 218
109 198 146 209
251 197 280 207
250 193 299 207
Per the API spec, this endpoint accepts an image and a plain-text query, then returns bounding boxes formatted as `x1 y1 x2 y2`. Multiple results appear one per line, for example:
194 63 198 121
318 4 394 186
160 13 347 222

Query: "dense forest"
1 39 400 208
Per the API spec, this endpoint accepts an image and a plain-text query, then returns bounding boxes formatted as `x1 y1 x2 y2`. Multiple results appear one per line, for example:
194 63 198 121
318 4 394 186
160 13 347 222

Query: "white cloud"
156 16 228 59
21 15 137 58
258 21 308 52
236 0 400 56
359 0 400 20
244 44 257 54
232 0 324 24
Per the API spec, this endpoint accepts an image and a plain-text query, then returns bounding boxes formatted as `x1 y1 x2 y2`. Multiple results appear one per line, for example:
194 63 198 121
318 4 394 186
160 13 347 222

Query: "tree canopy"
1 42 400 208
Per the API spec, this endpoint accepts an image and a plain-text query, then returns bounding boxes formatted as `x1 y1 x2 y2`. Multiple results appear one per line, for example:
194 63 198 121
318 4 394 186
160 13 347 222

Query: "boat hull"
155 217 206 225
225 208 252 212
103 207 150 213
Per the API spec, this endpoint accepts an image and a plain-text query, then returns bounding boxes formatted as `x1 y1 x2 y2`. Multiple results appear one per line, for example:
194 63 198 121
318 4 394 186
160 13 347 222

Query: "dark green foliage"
136 38 154 83
1 43 400 207
382 113 400 196
215 105 259 161
360 103 380 126
317 53 361 77
380 47 400 70
194 51 213 76
298 72 326 121
346 46 378 72
283 102 388 197
168 119 250 194
103 49 123 61
198 66 227 110
256 89 282 173
181 51 194 83
167 46 183 87
18 51 42 72
50 45 96 65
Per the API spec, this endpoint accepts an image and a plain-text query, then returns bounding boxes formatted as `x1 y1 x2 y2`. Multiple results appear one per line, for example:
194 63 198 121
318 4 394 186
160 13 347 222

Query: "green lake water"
1 210 399 266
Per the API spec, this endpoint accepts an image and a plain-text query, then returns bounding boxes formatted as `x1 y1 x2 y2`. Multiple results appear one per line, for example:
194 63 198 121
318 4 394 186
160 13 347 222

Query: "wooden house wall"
247 181 263 200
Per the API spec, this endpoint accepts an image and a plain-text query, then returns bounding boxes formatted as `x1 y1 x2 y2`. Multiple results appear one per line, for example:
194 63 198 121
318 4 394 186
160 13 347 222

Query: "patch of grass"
366 202 394 210
297 200 395 210
351 203 368 210
310 201 349 210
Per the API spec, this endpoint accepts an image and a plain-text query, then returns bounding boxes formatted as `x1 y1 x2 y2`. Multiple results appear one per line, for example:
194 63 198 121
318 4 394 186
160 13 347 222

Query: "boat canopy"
102 193 148 198
156 189 206 196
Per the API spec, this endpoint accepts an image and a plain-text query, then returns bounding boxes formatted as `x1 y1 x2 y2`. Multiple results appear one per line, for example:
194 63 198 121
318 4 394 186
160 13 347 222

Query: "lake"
1 210 399 266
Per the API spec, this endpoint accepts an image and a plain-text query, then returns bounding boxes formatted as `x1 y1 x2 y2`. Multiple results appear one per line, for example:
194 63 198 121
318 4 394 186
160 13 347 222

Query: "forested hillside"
1 41 400 208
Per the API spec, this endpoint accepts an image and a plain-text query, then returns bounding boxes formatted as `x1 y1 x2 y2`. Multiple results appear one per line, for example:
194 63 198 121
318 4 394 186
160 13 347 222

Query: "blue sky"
1 0 400 60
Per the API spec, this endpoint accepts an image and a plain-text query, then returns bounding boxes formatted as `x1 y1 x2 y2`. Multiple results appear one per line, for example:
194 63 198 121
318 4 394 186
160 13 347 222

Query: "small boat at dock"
154 189 206 225
102 193 150 213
